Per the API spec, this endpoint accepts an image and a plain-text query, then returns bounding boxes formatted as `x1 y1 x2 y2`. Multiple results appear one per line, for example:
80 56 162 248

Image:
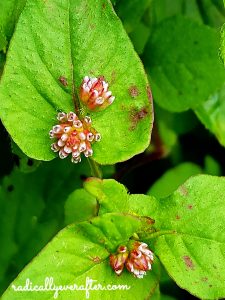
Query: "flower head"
126 242 154 278
109 246 129 276
109 241 154 278
49 112 101 163
80 76 115 111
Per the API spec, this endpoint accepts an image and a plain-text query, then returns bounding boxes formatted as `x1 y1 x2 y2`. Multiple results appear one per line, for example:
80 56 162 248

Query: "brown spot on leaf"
102 2 106 9
99 239 106 244
145 217 155 225
201 277 208 282
129 85 139 98
187 204 193 210
129 107 149 130
179 185 188 196
176 215 181 220
91 256 101 263
183 256 195 270
59 76 68 87
146 86 153 102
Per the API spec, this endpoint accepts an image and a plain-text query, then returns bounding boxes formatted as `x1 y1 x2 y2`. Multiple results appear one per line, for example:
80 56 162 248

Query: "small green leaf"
115 0 152 33
147 162 202 199
0 0 153 164
84 177 156 217
203 155 221 176
2 213 160 300
144 15 225 112
148 175 225 299
194 84 225 147
64 188 97 225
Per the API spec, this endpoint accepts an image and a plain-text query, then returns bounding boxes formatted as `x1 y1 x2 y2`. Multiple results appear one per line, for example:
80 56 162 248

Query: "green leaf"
147 162 202 198
194 83 225 147
129 22 150 55
115 0 152 33
0 0 153 164
64 188 97 225
147 175 225 299
203 155 221 176
2 213 160 300
0 0 27 50
84 177 156 217
0 159 91 294
144 15 225 112
11 142 42 173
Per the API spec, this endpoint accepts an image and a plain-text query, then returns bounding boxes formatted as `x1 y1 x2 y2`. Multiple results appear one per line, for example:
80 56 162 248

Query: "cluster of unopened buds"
80 76 115 111
109 241 154 278
49 112 101 163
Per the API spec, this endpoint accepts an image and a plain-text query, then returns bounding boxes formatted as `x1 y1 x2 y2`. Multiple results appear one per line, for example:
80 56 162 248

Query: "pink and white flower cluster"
110 241 154 278
49 112 100 163
80 76 115 111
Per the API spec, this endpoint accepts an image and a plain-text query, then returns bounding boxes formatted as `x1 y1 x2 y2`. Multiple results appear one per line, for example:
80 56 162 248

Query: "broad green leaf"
0 0 27 50
84 177 156 217
0 159 91 294
115 0 152 33
146 175 225 299
147 162 202 199
64 188 97 225
2 213 160 300
11 142 42 173
195 83 225 147
144 15 225 112
0 0 153 164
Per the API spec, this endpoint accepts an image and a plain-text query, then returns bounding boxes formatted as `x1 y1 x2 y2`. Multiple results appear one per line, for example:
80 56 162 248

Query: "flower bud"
109 246 128 276
80 76 115 111
125 242 154 278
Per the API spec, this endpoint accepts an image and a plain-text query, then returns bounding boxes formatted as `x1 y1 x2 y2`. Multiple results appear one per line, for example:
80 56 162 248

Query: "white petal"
59 149 68 159
64 126 71 133
95 97 104 105
61 133 68 142
84 116 92 124
58 139 65 147
64 146 72 154
79 142 86 152
72 150 80 158
87 133 94 142
95 133 101 142
83 76 89 83
79 132 86 141
53 125 62 133
108 96 115 104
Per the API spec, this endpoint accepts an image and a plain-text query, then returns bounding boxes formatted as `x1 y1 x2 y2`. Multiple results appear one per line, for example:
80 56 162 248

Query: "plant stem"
88 158 102 179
